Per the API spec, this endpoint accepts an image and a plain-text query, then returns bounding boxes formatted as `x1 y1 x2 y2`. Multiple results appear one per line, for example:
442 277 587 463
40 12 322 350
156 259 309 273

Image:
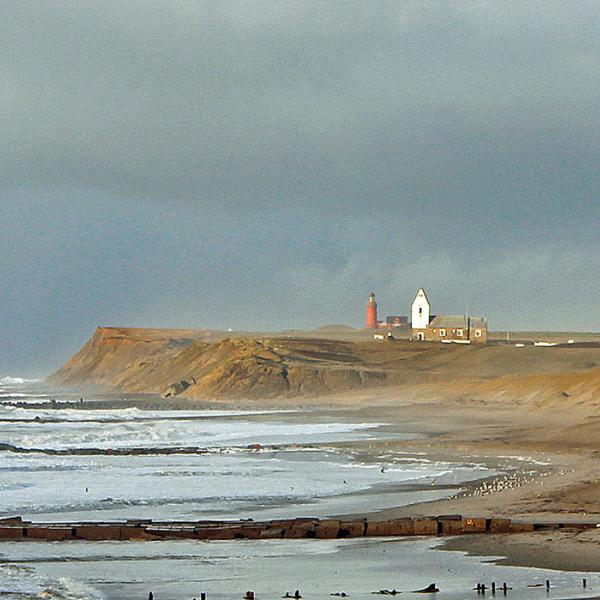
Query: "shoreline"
440 529 600 572
7 386 600 572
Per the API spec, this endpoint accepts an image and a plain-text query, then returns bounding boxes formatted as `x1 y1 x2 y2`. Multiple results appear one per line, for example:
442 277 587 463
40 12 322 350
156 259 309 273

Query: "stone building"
425 315 488 343
410 288 488 343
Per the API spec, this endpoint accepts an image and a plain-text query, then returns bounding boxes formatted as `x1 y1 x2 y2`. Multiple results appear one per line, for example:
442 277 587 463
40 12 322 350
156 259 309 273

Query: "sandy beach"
24 379 600 573
333 393 600 572
183 381 600 572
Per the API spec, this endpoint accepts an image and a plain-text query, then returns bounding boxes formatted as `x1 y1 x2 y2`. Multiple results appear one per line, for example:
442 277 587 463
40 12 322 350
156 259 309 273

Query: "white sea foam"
0 405 295 421
0 376 40 385
0 564 102 600
0 386 492 524
0 442 491 523
0 392 50 398
0 385 514 600
0 416 380 450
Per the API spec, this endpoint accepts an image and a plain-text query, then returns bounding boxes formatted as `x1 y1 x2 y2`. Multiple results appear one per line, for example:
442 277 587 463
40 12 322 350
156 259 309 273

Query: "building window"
456 329 463 336
475 329 482 337
419 307 423 315
439 329 446 337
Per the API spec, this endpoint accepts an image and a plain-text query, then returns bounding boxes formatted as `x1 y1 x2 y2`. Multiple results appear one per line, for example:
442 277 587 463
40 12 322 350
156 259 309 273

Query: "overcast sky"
2 1 600 375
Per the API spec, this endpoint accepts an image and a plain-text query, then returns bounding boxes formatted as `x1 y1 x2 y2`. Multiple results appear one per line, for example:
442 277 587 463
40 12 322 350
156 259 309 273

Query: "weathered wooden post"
545 580 550 591
201 593 207 600
583 578 587 588
491 582 496 594
502 582 508 595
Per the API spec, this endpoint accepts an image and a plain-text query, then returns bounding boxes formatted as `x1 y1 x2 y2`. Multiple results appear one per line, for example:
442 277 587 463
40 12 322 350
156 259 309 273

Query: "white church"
411 288 488 343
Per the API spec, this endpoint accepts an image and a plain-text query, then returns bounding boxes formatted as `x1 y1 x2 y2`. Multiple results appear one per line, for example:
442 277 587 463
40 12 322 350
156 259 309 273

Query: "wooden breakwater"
0 515 597 542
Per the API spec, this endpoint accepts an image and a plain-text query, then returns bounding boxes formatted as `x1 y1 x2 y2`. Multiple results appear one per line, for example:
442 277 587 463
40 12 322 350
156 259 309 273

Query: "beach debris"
330 593 348 597
527 580 550 589
282 591 301 599
371 590 400 595
412 583 439 593
245 592 256 600
475 583 512 594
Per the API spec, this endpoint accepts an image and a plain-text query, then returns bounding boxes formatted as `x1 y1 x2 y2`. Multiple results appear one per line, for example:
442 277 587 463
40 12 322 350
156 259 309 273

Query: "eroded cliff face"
47 327 208 392
47 328 393 399
48 327 600 403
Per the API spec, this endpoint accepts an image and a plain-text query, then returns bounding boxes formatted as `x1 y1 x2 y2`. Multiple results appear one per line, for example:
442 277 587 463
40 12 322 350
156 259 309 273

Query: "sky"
2 2 600 375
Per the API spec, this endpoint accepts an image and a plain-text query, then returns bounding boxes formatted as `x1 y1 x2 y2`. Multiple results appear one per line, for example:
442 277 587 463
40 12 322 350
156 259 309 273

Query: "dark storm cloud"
1 2 600 373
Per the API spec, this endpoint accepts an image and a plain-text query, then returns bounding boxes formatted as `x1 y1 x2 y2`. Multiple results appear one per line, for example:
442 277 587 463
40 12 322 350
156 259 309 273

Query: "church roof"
412 288 430 304
428 315 467 329
428 315 488 329
468 317 488 329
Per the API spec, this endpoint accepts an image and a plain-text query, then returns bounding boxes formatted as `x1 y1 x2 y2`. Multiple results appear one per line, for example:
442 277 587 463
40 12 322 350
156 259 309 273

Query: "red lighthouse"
365 292 378 329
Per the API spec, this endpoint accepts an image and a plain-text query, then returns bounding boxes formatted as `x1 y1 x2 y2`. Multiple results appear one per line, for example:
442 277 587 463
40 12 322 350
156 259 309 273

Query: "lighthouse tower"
365 292 378 329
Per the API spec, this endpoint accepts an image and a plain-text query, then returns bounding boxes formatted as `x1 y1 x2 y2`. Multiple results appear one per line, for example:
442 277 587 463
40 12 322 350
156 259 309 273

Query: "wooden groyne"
0 515 597 542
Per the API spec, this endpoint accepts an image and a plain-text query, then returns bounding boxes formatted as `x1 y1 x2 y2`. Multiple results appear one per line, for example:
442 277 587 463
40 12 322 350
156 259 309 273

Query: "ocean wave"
0 377 40 385
0 419 380 451
0 564 102 600
0 405 296 421
0 393 50 399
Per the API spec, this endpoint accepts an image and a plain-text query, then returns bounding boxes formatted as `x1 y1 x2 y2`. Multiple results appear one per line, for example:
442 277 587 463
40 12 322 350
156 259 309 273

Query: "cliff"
48 327 400 399
48 327 600 403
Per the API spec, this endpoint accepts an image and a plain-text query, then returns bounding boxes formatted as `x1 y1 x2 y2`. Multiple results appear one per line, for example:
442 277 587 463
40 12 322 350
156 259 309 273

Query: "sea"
0 377 597 600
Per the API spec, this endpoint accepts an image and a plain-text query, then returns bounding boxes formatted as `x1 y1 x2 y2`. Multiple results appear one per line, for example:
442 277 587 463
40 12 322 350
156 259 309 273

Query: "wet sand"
441 529 600 572
345 399 600 572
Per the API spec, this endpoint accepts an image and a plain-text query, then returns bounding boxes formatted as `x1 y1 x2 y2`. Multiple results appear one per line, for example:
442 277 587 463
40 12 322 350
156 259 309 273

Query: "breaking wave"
0 564 102 600
0 377 40 386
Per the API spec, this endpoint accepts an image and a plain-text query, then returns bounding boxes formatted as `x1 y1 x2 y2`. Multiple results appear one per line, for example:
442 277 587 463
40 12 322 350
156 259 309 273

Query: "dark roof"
427 315 488 330
468 317 488 329
428 315 467 329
